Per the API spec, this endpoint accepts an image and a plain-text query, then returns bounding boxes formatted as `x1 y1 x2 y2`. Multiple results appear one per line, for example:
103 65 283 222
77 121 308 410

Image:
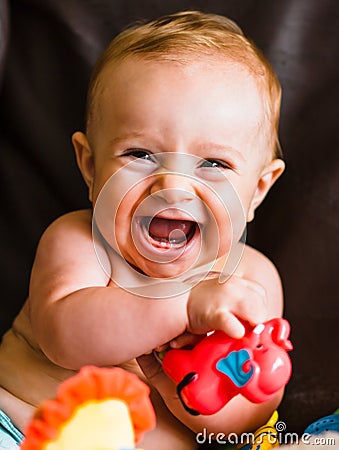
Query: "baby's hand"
187 275 268 338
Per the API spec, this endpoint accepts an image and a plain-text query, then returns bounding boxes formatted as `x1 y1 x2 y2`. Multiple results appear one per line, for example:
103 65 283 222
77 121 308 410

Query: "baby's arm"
139 245 285 435
28 210 188 369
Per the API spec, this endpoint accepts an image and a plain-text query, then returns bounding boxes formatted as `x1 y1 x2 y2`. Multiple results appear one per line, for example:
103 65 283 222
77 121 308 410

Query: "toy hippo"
162 317 293 415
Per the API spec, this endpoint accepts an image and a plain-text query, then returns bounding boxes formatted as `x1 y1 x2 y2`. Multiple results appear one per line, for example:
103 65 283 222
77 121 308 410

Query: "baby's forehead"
94 58 257 129
94 53 264 113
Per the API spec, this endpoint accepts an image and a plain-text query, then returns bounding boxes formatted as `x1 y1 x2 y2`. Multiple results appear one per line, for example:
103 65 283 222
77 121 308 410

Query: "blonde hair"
87 10 282 158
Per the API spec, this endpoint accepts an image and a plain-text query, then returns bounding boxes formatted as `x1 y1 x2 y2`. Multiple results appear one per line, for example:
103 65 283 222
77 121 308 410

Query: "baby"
0 11 286 450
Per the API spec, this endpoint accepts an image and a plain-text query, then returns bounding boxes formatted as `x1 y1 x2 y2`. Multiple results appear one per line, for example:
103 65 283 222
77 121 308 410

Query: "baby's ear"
72 131 95 202
247 158 285 222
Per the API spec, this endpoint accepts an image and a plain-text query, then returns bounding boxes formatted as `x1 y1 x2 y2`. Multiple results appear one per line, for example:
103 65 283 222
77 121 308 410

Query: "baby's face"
87 56 270 278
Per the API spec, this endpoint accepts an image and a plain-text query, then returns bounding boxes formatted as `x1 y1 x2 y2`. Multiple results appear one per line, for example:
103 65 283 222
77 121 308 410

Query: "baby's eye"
199 159 231 170
123 149 154 161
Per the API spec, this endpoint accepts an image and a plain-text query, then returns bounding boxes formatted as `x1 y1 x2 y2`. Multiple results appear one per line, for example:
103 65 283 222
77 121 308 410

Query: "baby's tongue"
148 217 193 241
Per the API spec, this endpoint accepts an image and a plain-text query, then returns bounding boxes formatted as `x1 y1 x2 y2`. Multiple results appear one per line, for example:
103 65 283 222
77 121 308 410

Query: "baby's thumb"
215 311 246 339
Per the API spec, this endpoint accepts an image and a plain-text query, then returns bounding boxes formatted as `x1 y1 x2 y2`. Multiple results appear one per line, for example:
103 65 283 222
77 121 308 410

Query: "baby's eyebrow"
109 131 148 146
195 142 245 162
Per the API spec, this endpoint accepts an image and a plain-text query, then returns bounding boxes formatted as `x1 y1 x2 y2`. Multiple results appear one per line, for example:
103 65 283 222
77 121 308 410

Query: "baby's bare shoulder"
38 208 98 263
238 244 279 275
37 209 93 249
237 244 283 317
30 209 109 302
33 209 98 274
43 209 92 235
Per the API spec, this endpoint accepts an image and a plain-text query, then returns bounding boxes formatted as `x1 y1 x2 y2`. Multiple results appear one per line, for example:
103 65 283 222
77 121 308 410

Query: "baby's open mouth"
140 216 198 249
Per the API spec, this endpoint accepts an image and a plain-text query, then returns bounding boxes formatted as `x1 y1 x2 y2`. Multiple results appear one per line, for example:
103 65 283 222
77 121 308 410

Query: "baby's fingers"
213 309 246 339
170 332 205 349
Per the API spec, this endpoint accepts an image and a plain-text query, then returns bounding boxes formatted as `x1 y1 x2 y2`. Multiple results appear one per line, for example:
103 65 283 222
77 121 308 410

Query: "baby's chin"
130 257 197 280
123 241 233 281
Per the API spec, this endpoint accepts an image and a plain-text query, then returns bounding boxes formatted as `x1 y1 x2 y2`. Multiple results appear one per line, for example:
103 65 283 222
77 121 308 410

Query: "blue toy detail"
304 413 339 435
216 349 254 387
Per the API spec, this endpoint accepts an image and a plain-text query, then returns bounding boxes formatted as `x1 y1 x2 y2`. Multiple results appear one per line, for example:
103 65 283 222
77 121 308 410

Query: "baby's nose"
150 173 195 204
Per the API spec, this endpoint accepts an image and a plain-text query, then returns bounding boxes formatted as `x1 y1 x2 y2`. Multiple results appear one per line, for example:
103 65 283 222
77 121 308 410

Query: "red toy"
162 318 293 416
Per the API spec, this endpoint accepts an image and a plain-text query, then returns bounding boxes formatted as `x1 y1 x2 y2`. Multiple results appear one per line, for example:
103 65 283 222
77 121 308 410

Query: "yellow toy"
238 410 279 450
20 366 156 450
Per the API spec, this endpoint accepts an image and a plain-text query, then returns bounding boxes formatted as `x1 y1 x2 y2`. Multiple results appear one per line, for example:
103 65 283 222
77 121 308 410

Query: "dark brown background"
0 0 338 437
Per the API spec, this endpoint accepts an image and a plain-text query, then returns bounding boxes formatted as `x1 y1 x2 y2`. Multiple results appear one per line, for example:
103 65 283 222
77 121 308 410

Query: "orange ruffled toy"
20 366 156 450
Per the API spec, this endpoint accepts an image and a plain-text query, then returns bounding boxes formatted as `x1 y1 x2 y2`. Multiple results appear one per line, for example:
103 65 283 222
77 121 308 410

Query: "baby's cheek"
203 186 245 250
